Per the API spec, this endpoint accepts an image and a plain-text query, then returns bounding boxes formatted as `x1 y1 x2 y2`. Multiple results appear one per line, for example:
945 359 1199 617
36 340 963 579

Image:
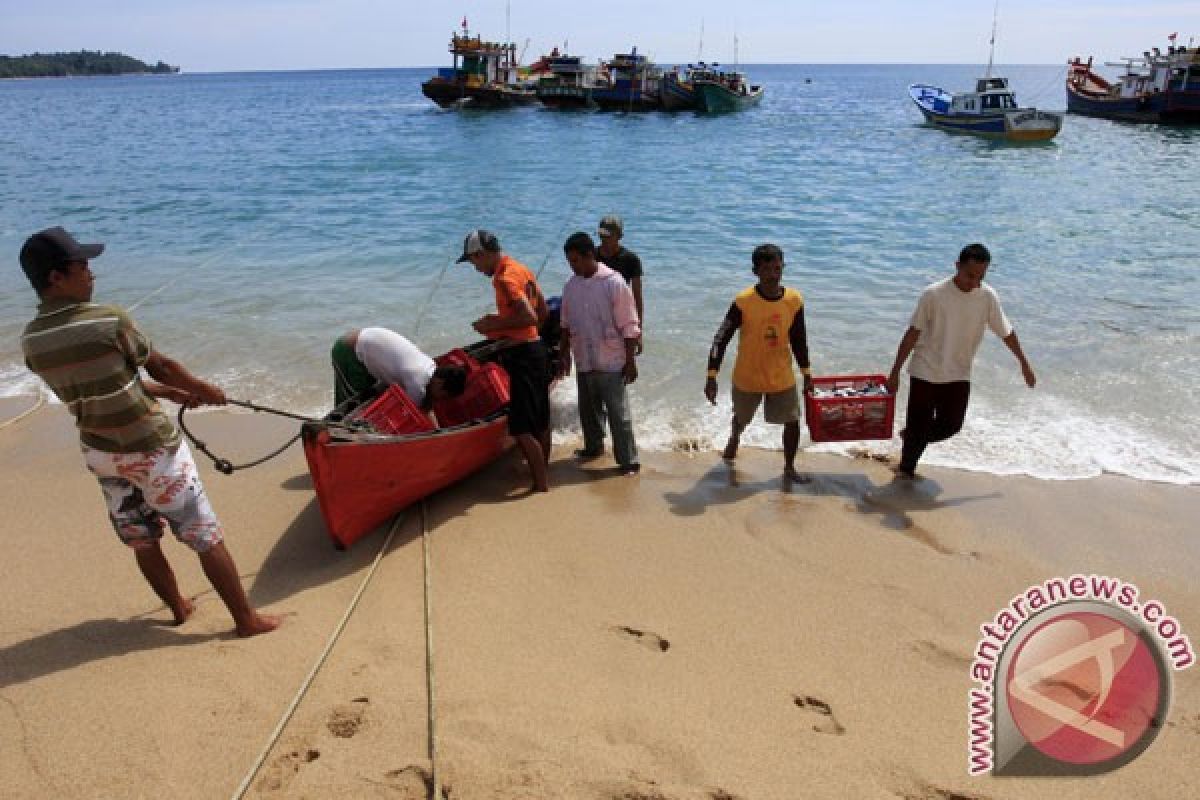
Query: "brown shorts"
732 385 800 426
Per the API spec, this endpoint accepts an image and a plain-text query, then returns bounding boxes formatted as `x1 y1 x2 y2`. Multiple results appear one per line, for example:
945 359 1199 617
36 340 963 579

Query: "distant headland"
0 51 179 79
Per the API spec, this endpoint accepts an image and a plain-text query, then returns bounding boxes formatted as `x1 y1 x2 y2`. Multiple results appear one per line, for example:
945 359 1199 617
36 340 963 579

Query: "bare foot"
784 466 812 484
236 613 284 638
170 596 196 626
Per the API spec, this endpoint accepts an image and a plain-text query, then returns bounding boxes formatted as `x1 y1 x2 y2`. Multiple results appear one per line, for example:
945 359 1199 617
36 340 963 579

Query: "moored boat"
421 23 537 109
590 49 662 111
908 78 1063 141
535 51 604 109
693 70 764 113
302 342 512 549
1066 38 1200 123
660 62 724 111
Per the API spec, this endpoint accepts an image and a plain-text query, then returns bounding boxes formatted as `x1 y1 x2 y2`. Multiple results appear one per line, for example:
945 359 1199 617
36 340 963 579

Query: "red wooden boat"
302 343 513 549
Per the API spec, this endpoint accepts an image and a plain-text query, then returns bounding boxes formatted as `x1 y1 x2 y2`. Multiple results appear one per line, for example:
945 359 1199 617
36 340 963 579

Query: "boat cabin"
440 34 522 88
951 77 1019 114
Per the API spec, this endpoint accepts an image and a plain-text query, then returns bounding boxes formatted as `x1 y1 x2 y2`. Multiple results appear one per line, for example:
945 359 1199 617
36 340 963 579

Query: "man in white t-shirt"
885 243 1036 479
331 327 466 410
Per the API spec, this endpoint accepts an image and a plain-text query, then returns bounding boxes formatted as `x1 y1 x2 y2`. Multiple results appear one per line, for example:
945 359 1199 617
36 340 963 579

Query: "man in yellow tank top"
704 244 814 482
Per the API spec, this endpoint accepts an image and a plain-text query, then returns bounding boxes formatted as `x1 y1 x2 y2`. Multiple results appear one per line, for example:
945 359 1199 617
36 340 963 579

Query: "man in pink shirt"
557 232 642 475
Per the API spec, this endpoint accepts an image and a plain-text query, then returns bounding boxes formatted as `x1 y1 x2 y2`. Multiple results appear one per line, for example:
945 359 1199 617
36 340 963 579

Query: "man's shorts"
497 340 551 436
82 440 224 553
732 384 801 426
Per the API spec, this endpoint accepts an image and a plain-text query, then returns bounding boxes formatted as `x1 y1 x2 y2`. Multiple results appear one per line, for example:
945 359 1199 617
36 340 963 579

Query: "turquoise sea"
1 65 1197 484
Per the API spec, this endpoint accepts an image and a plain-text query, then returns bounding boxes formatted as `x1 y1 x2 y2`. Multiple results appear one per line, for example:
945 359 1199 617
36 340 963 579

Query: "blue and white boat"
908 78 1062 141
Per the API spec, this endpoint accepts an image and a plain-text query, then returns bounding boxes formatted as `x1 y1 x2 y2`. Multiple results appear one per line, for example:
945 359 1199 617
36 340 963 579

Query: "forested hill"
0 51 179 78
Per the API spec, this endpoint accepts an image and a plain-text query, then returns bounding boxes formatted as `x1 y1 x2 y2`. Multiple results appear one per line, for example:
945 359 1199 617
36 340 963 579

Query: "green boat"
693 71 764 112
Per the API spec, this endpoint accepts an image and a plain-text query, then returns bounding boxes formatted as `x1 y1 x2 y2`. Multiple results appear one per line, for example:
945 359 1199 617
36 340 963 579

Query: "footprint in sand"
257 748 320 792
793 694 846 735
383 765 434 798
327 702 366 738
615 625 670 652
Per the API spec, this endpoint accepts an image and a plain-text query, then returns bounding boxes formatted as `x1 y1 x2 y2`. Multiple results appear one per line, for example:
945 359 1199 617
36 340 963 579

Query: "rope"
420 501 443 798
177 397 367 475
229 511 408 800
412 255 456 339
0 393 45 431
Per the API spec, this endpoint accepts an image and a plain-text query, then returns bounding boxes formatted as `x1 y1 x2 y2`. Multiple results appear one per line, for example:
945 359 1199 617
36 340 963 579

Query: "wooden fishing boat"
535 52 605 109
1066 39 1200 123
693 71 764 112
591 49 663 111
421 25 537 109
302 343 512 549
908 78 1062 141
909 4 1062 142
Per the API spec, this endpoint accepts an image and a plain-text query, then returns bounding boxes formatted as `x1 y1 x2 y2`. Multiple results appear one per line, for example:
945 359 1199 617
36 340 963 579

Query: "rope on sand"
0 394 45 432
229 512 407 800
420 501 443 799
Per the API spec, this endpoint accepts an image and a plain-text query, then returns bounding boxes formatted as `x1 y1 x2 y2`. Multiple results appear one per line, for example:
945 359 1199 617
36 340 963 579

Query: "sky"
1 1 1197 72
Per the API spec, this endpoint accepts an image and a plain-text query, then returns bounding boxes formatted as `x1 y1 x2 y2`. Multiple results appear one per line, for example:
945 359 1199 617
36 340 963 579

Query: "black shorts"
497 340 550 436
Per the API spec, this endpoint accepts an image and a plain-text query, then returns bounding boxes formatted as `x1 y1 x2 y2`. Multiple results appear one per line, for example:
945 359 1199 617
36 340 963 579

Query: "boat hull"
1066 84 1200 124
421 79 538 109
660 74 697 110
302 416 511 549
535 86 597 109
694 82 763 113
590 88 661 111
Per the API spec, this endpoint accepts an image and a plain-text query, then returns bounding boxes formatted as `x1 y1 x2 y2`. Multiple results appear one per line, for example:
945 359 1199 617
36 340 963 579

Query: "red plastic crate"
348 385 436 435
804 374 895 442
432 362 511 427
434 348 480 373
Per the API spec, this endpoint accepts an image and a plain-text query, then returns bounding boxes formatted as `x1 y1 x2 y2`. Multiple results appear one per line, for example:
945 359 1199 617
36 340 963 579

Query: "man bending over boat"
458 229 553 493
19 227 281 637
332 327 467 411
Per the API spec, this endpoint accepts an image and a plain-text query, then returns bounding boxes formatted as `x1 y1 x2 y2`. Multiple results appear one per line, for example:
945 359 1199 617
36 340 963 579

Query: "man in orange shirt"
458 229 552 492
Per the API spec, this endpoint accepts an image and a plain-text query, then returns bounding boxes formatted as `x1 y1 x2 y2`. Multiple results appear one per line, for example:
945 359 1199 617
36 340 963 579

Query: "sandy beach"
1 398 1197 799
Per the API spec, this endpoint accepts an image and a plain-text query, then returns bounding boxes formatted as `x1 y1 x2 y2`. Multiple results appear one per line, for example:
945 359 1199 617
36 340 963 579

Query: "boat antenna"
506 1 511 48
698 18 705 64
985 0 999 79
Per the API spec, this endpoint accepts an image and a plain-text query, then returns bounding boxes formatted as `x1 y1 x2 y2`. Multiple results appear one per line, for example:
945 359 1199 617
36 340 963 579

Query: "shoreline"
0 406 1196 798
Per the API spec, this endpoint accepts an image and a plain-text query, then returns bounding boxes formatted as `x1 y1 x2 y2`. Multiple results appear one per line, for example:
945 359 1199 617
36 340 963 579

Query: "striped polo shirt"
22 299 178 453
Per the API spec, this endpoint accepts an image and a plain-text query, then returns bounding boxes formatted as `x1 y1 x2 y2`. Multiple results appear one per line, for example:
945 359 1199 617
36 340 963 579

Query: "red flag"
1168 32 1177 41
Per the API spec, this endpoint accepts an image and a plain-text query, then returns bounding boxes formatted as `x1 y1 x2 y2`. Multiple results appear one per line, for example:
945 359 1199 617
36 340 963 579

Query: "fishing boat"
908 79 1062 141
907 5 1061 141
1066 37 1200 123
590 49 663 111
302 342 512 549
660 62 723 110
693 70 764 112
535 51 605 109
421 23 537 109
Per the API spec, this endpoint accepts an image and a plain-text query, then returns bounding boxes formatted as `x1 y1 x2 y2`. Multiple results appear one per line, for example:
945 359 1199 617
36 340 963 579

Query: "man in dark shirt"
597 215 644 353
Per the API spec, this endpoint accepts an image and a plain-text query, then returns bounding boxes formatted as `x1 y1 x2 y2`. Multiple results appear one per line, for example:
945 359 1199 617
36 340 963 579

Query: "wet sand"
1 403 1197 799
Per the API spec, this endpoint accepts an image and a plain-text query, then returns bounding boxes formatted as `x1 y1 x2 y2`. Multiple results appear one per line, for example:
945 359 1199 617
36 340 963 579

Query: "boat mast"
698 19 705 64
984 0 999 79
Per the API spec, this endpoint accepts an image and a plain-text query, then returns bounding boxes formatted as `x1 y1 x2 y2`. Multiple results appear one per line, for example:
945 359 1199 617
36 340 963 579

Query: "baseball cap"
20 226 105 288
456 229 500 263
597 215 623 237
